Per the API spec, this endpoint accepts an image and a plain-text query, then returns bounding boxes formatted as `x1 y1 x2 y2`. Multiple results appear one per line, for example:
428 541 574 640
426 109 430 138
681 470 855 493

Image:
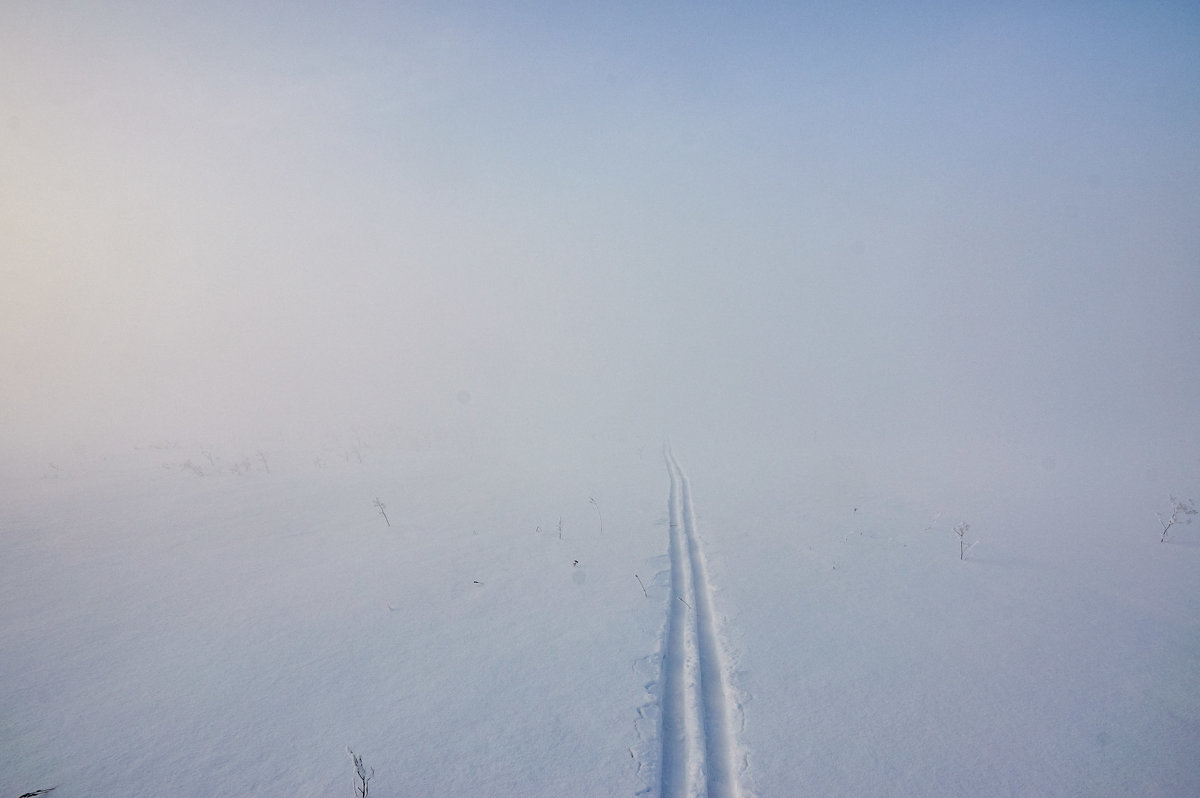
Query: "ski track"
659 447 741 798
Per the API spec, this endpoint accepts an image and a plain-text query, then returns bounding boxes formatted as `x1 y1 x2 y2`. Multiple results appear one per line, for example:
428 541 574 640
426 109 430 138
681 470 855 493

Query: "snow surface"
2 436 1198 797
4 4 1199 795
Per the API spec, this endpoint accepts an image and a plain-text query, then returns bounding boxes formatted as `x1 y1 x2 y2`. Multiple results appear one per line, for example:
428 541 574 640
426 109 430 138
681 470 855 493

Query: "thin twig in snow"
590 496 603 535
373 497 390 527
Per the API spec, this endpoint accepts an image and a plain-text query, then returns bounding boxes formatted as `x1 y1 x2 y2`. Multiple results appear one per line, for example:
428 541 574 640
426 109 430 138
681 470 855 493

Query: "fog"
3 2 1199 493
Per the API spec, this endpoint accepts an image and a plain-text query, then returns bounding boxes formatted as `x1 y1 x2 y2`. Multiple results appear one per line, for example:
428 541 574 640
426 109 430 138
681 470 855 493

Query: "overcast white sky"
3 2 1198 486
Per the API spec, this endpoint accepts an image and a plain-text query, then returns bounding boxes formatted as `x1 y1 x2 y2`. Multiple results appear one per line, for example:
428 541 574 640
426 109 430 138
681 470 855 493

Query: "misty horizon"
3 2 1197 492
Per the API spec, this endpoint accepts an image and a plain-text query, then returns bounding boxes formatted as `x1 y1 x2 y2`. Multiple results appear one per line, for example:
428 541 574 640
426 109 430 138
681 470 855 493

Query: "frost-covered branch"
347 748 373 798
1158 496 1196 542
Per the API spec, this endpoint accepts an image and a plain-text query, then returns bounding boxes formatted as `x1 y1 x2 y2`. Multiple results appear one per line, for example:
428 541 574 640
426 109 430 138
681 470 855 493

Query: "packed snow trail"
661 448 741 798
661 450 694 797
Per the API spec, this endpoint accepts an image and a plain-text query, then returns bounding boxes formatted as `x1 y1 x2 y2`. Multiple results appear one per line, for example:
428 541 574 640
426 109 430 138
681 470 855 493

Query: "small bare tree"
373 498 391 527
347 748 373 798
1158 496 1196 542
953 522 977 560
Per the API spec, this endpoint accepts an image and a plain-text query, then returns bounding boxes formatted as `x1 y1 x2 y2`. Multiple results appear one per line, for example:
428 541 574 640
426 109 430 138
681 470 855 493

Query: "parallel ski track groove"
660 448 740 798
660 452 692 798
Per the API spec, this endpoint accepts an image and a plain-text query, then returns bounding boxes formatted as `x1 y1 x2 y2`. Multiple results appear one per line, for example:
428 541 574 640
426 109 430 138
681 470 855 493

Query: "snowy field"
4 3 1199 796
3 433 1197 797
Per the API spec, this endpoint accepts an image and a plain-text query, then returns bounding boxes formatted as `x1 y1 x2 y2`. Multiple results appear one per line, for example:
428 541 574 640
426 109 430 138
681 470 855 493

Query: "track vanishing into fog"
660 448 741 798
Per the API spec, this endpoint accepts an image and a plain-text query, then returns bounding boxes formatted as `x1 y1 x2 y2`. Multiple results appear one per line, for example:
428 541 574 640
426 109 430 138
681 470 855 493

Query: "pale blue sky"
2 2 1198 484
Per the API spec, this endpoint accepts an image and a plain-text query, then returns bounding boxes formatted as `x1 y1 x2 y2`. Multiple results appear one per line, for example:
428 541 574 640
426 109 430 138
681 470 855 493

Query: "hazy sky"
3 2 1199 479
